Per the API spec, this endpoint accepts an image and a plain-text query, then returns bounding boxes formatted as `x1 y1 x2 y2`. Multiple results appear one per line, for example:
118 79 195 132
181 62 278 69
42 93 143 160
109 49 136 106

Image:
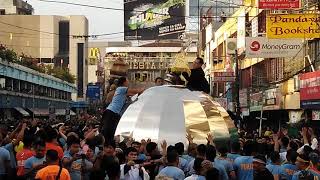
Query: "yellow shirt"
35 165 71 180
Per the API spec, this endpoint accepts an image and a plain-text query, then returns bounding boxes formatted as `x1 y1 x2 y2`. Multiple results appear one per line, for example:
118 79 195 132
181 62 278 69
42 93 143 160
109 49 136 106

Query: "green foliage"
47 66 76 84
0 45 75 84
0 45 17 63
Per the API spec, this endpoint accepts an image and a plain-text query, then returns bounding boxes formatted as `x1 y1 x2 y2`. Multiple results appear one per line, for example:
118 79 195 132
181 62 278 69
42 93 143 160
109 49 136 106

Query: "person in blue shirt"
24 139 46 180
292 154 320 180
227 142 241 163
234 140 256 180
205 145 229 180
174 142 188 173
62 135 93 180
215 146 236 179
0 132 11 179
184 158 207 180
266 151 283 180
281 149 298 180
187 144 206 176
181 143 197 164
253 154 274 180
158 149 185 180
102 76 144 143
131 141 147 162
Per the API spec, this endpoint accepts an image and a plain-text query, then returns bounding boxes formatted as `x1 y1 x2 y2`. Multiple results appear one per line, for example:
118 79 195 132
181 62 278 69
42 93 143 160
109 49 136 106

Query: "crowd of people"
0 116 320 180
1 57 320 180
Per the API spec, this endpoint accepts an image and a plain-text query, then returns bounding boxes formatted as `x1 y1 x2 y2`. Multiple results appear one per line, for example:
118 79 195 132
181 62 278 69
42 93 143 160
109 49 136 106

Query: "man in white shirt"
120 147 149 180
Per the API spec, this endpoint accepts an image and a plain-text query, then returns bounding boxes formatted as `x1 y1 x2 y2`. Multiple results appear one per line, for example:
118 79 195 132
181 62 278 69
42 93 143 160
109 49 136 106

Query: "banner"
124 0 186 40
300 71 320 101
259 0 300 9
266 14 320 39
212 72 235 82
246 37 304 58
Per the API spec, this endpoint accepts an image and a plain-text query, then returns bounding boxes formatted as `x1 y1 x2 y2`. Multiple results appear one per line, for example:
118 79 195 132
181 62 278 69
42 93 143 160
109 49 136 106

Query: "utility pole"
234 50 241 127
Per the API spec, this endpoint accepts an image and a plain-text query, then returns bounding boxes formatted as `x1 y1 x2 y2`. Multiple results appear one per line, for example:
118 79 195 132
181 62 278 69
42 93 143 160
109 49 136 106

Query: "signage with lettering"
300 71 320 108
246 37 304 58
263 88 282 110
266 14 320 39
212 72 235 82
126 60 171 70
250 92 263 112
259 0 300 9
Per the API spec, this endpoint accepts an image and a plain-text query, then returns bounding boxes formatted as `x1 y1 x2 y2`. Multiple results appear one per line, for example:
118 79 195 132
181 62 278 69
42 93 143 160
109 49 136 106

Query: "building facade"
105 45 198 88
0 15 89 101
0 59 76 120
0 0 33 15
201 1 320 128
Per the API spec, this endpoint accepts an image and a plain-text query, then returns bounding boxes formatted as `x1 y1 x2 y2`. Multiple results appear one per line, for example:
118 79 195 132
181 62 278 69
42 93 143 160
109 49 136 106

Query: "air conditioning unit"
226 38 237 55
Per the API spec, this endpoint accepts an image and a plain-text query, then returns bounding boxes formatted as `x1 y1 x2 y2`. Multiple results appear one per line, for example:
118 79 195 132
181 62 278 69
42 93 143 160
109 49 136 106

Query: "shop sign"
259 0 300 9
125 60 171 70
263 88 282 110
250 92 263 112
246 37 304 58
300 71 320 100
212 72 235 82
215 98 228 110
312 111 320 120
266 14 320 39
241 108 250 116
239 89 248 107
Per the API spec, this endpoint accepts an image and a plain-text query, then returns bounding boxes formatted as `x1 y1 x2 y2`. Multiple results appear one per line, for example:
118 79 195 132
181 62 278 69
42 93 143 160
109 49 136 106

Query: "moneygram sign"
246 37 304 58
124 0 186 40
267 14 320 39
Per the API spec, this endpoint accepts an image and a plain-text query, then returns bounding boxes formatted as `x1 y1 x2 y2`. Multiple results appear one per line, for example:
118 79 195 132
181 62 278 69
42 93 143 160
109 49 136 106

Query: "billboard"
266 14 320 39
259 0 300 9
245 37 304 58
124 0 186 40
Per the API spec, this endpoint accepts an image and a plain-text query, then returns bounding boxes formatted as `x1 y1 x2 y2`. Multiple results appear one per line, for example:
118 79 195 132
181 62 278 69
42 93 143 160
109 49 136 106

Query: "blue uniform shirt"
234 156 254 180
107 87 128 114
281 163 298 180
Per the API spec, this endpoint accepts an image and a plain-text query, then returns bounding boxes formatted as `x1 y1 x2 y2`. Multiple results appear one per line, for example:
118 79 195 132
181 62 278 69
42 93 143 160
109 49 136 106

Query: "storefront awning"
14 107 30 117
28 108 49 116
55 109 76 116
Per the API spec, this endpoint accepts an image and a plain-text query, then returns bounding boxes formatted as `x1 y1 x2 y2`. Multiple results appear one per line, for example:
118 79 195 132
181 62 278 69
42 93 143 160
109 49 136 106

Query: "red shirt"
46 142 64 159
16 148 35 176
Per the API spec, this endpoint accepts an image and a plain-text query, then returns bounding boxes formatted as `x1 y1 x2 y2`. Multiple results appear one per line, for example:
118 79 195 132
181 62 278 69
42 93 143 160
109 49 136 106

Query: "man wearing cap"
292 154 320 180
252 155 273 180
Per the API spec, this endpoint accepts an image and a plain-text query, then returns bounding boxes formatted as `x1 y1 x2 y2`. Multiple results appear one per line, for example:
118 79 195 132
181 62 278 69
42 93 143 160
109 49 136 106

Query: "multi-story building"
105 43 198 88
0 59 76 120
0 0 33 15
0 15 89 101
202 0 320 128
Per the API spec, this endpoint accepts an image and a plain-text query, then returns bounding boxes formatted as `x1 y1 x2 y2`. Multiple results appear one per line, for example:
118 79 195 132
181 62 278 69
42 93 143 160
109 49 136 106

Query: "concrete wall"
0 15 41 57
0 15 89 100
69 15 88 100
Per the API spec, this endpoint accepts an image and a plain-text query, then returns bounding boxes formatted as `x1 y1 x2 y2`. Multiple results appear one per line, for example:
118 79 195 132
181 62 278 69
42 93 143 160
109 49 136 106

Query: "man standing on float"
102 77 144 143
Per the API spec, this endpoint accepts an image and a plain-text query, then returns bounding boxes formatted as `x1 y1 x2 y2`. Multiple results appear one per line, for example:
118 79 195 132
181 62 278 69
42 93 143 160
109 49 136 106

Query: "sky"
28 0 124 41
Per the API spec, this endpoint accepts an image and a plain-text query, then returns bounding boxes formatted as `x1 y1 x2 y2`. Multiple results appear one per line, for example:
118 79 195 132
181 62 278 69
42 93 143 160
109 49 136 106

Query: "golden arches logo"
89 48 100 58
